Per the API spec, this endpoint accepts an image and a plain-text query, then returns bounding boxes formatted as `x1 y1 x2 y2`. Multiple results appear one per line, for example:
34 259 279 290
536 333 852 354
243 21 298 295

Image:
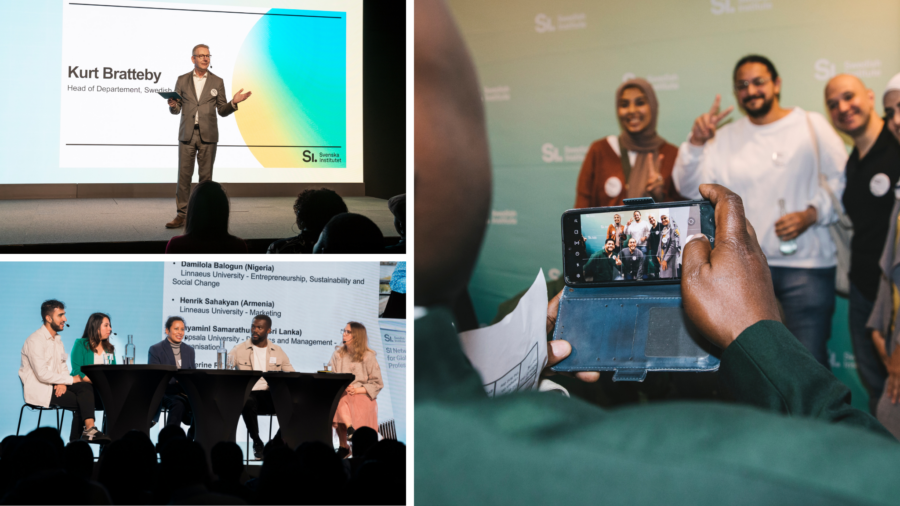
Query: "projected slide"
49 0 362 183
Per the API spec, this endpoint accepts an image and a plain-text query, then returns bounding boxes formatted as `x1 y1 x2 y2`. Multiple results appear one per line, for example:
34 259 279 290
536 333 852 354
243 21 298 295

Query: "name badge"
269 357 277 364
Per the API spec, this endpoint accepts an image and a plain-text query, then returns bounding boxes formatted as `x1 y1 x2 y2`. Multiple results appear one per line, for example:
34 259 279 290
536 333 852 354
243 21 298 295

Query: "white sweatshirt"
672 107 847 268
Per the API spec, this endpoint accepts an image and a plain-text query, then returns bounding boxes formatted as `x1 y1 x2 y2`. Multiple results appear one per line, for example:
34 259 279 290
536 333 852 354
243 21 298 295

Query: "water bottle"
778 199 798 256
124 335 135 364
217 338 227 370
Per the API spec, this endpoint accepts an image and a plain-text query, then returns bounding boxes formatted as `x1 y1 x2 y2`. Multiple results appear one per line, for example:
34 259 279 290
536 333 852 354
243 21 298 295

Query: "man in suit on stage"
165 43 252 228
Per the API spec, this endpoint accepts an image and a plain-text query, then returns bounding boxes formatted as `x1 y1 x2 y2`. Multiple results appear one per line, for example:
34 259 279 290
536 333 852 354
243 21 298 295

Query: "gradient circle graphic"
233 8 347 168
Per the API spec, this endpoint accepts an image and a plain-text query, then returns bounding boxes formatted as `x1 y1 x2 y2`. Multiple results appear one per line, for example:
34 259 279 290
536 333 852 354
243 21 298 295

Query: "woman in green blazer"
71 312 117 382
69 312 115 433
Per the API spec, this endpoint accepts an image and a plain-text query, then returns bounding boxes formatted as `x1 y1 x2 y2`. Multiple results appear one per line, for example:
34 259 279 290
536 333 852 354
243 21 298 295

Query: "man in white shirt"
19 300 110 443
672 55 847 367
625 211 651 251
230 315 295 460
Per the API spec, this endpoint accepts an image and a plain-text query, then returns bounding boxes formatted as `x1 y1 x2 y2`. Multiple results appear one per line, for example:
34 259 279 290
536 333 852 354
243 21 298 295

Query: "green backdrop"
447 0 900 409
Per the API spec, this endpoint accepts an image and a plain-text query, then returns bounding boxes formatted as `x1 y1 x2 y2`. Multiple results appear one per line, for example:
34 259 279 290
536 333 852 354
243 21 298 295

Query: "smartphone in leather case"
552 199 720 380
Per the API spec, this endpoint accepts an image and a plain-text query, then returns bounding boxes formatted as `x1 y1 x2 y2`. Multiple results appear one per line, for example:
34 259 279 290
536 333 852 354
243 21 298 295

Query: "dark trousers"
242 390 276 441
645 245 660 279
849 282 888 414
176 126 217 217
51 382 95 442
162 383 193 426
769 266 836 368
68 387 106 443
158 383 194 437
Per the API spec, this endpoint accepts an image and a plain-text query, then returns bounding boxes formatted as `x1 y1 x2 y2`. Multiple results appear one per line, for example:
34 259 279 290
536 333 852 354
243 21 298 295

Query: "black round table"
263 372 355 449
81 364 178 441
175 369 263 456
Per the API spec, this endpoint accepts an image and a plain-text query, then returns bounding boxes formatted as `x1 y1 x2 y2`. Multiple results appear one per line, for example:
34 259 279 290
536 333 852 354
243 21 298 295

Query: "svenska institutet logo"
814 58 882 81
534 13 586 33
542 143 588 163
710 0 773 15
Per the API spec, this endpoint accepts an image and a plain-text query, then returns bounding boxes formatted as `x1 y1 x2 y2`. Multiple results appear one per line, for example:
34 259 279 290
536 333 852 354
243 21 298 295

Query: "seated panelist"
71 313 117 380
19 300 110 444
329 321 383 451
69 312 116 434
229 314 295 460
149 316 196 439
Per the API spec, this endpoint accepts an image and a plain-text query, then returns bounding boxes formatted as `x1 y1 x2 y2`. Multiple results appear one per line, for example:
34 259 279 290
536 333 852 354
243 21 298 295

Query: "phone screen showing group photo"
564 204 703 286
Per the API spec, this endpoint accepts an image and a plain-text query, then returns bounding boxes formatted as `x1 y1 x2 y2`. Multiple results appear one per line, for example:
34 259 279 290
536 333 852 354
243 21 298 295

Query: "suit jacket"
148 339 196 383
169 70 236 143
416 306 898 505
229 339 295 372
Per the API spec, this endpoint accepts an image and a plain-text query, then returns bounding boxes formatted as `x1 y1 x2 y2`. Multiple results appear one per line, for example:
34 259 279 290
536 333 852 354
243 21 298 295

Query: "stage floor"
0 196 397 248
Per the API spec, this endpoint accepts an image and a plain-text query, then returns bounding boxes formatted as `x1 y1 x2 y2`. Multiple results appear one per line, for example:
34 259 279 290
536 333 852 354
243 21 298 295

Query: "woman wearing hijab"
866 72 900 439
575 78 683 208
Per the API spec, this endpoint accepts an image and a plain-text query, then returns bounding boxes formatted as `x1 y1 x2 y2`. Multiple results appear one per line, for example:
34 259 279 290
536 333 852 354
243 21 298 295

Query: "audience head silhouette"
185 180 231 237
313 213 385 254
0 423 406 504
294 188 349 233
388 194 406 238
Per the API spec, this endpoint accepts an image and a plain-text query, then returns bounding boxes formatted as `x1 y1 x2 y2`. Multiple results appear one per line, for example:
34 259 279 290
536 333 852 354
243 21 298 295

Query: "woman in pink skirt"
329 321 384 450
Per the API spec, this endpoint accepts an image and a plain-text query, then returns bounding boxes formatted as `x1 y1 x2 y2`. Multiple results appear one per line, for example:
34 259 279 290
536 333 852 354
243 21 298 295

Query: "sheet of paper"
459 269 549 397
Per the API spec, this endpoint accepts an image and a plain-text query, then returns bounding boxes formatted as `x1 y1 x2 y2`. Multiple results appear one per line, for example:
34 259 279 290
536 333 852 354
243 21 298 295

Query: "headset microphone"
65 324 70 327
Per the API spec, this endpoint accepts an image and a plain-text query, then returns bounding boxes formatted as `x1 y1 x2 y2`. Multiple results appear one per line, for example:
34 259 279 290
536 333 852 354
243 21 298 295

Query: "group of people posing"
19 300 384 457
584 211 681 281
574 53 900 435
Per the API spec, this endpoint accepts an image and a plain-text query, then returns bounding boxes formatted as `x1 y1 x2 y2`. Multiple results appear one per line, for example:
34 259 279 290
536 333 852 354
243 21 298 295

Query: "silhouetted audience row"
163 181 406 254
0 426 405 505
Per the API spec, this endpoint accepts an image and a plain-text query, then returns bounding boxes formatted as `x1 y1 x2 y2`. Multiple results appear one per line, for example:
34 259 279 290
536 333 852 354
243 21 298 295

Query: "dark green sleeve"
720 320 894 439
70 339 87 378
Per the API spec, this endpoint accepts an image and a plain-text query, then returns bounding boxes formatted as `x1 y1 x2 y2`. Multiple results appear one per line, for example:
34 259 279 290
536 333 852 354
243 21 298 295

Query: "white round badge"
604 177 623 198
210 89 218 97
870 173 890 197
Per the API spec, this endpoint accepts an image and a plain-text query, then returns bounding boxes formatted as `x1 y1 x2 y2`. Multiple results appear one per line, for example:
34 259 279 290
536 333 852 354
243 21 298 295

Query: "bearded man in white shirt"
672 55 847 367
19 300 111 443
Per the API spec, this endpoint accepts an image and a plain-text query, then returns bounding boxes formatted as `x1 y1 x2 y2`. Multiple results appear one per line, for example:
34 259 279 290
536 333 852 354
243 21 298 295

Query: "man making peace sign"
671 55 847 368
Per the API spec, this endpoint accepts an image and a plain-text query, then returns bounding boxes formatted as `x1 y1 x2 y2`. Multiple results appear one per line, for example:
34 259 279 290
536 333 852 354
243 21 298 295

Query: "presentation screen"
0 261 406 450
0 0 363 184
